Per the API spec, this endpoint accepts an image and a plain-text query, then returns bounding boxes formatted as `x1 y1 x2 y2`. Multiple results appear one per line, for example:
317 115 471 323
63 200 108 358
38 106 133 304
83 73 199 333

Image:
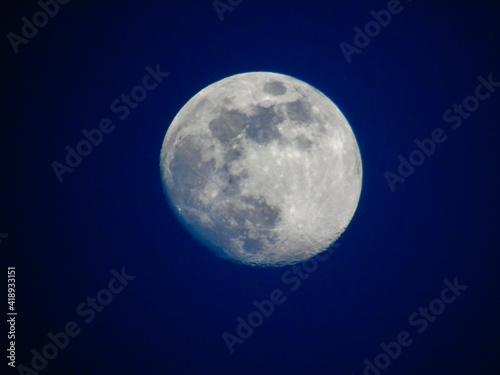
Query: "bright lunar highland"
160 72 362 267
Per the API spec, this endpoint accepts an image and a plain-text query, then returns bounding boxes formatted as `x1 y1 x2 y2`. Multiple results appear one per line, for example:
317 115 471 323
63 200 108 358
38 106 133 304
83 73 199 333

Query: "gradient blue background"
2 1 499 374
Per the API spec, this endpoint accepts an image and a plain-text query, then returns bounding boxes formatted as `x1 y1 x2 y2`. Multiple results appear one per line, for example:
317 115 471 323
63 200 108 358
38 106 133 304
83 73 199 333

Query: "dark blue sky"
2 1 499 374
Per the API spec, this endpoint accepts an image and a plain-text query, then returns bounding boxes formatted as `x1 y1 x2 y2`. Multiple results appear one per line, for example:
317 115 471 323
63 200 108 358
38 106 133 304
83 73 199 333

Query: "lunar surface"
160 72 362 266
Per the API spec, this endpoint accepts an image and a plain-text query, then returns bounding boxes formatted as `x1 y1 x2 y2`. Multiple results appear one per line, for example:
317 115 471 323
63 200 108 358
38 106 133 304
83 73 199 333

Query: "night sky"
2 1 500 374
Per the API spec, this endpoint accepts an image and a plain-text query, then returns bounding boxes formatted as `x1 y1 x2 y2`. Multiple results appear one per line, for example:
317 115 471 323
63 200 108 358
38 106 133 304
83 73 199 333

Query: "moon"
160 72 362 267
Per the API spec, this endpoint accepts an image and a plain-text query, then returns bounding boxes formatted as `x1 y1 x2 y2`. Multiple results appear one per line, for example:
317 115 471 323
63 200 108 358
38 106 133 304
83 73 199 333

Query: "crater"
228 195 281 255
243 195 281 228
285 99 313 124
245 105 283 145
263 81 287 96
224 144 243 163
294 135 314 149
209 109 246 143
169 134 216 205
215 165 247 196
355 155 362 177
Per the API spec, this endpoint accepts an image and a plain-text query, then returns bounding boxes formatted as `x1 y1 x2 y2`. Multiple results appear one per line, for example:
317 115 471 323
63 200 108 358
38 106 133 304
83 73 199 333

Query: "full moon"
160 72 362 267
